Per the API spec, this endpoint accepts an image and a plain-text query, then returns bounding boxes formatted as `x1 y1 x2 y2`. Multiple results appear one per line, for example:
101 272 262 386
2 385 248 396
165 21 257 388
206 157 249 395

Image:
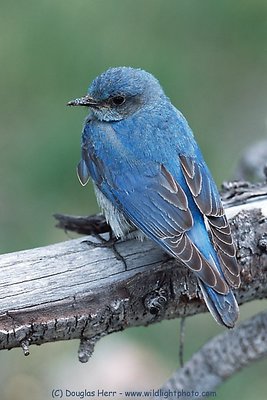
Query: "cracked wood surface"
0 182 267 361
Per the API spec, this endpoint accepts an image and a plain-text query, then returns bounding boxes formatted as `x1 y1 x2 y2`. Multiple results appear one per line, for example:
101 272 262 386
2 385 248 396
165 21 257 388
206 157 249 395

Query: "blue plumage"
68 67 240 328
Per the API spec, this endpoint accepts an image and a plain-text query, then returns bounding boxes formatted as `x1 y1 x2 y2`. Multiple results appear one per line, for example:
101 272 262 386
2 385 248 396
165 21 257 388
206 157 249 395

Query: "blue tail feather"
198 280 239 328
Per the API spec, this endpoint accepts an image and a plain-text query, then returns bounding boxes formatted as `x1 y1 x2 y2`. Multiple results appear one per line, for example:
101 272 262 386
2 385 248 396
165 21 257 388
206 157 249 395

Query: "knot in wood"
258 234 267 252
144 288 168 315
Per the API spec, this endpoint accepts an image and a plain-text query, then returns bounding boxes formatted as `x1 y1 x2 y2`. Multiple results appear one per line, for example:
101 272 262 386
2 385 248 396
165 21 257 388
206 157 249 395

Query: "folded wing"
179 154 240 289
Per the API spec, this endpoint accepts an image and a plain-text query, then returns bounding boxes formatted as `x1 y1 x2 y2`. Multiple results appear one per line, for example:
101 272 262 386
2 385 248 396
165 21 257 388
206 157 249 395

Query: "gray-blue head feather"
68 67 167 121
89 67 163 100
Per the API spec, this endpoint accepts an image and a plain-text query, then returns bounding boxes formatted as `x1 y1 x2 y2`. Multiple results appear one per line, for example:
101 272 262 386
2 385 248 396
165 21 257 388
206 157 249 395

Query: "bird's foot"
82 232 128 271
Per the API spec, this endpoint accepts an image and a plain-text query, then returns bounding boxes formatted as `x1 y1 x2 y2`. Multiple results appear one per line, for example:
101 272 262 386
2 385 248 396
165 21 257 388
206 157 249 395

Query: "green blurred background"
0 0 267 399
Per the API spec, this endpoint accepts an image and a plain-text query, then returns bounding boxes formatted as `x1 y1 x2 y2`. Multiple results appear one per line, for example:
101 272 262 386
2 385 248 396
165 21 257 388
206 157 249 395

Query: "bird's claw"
82 232 128 270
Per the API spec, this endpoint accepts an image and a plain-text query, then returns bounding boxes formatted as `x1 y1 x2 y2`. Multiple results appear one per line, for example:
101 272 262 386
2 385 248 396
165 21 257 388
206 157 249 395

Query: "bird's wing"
78 122 238 293
81 148 230 294
179 154 240 288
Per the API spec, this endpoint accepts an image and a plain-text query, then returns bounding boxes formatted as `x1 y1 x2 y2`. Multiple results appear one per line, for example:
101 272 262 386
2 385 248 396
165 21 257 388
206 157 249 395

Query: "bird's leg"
82 231 128 271
82 230 116 248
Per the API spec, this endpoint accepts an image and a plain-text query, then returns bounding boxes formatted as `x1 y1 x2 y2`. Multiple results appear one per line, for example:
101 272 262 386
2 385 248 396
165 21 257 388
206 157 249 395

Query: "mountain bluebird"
68 67 240 328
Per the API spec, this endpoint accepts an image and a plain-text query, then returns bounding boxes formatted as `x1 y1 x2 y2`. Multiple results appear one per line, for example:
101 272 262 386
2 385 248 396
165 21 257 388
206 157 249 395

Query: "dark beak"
67 95 99 107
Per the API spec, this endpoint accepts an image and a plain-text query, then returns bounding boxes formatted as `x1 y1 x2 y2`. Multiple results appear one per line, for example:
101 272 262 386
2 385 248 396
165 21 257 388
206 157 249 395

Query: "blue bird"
68 67 240 328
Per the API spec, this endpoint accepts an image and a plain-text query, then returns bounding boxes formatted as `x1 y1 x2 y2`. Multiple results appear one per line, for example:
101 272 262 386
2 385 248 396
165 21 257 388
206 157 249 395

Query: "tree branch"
159 310 267 399
0 181 267 365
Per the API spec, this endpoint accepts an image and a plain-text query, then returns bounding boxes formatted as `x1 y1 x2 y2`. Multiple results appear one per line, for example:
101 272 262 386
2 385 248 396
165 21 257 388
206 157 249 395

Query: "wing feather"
80 126 233 294
115 164 229 294
180 155 240 288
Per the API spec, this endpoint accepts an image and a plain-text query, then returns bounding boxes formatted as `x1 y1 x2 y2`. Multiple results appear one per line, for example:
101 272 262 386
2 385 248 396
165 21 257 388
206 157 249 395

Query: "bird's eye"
111 95 126 106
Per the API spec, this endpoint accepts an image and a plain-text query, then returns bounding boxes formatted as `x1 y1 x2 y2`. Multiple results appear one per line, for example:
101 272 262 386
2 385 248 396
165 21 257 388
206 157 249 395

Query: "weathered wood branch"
159 310 267 399
0 181 267 365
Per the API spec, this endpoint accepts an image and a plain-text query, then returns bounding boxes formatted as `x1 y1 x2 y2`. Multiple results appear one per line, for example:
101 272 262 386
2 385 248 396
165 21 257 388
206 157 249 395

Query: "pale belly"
93 183 146 241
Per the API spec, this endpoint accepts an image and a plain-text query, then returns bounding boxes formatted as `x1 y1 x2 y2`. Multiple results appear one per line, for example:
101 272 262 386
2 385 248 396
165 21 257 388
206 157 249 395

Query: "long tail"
198 279 239 328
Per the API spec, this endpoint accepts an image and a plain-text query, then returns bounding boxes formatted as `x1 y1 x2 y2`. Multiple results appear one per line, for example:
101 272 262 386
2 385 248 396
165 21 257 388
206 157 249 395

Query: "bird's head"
67 67 166 121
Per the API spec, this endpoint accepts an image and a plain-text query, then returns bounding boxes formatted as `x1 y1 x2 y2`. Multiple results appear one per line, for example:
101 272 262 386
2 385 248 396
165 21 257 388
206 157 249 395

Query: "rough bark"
0 181 267 367
159 310 267 399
